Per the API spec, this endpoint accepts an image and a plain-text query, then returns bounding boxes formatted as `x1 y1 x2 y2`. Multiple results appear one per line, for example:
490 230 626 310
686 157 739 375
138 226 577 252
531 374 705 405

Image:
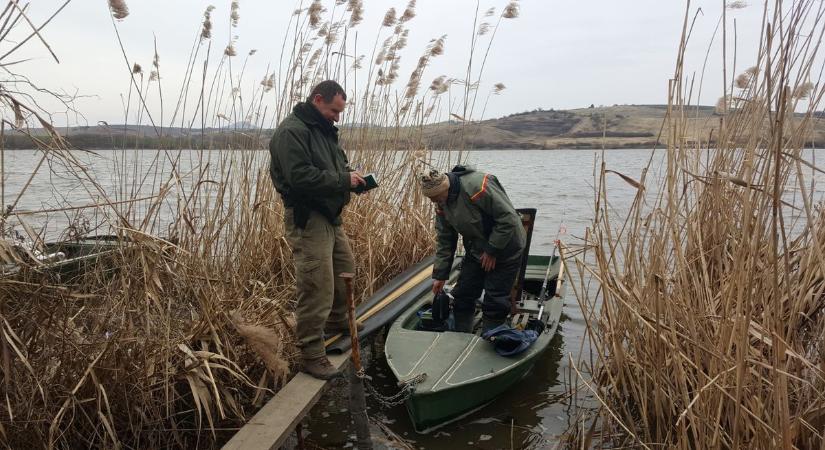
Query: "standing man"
270 80 366 380
419 166 525 333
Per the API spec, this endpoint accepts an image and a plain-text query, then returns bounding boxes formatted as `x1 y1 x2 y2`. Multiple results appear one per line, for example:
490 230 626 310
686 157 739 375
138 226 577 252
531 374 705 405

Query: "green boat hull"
405 345 541 432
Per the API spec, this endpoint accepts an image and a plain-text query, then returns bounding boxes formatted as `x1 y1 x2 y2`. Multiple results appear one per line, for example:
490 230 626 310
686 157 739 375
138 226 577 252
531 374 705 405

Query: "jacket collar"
446 172 461 204
293 101 338 137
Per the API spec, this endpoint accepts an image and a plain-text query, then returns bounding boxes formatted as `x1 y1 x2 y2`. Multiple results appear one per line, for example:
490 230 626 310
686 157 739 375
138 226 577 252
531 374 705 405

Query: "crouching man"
419 166 525 332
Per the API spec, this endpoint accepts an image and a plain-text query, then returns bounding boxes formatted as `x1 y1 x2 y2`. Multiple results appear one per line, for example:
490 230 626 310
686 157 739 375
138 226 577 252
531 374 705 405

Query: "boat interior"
405 254 562 335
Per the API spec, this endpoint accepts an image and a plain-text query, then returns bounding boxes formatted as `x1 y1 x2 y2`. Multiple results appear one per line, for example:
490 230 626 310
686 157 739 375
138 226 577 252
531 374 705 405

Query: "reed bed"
568 1 825 448
0 0 520 447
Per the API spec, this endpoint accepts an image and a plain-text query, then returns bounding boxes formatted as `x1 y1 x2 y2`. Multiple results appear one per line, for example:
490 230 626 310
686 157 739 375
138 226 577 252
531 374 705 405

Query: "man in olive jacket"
270 80 366 379
419 166 525 332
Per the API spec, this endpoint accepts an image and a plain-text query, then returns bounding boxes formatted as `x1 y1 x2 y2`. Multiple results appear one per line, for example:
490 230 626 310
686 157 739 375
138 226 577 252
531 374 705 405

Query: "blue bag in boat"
481 323 541 357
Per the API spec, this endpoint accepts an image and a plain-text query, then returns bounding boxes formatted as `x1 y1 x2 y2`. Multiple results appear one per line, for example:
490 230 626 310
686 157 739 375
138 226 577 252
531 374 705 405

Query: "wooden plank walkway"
222 352 351 450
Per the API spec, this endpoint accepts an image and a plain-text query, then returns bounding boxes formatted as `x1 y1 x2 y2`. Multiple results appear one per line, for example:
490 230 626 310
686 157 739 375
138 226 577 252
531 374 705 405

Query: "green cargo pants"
284 208 355 359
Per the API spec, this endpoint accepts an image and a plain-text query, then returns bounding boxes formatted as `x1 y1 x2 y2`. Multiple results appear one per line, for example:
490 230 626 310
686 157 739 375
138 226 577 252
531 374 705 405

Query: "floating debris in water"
470 417 500 425
479 434 492 441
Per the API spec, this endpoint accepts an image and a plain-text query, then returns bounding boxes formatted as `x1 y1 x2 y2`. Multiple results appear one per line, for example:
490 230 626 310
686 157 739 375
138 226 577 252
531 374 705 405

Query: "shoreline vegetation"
13 103 825 150
567 1 825 448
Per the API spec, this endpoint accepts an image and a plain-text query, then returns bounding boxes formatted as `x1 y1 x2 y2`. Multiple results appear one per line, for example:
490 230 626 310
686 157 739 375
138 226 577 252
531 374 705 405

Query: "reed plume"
324 24 339 45
429 35 446 57
429 75 449 94
735 71 752 88
793 81 814 99
201 5 215 40
502 1 520 19
715 94 730 114
348 0 363 26
352 55 364 70
261 73 275 92
308 0 325 28
108 0 129 20
231 313 291 387
400 0 416 23
383 8 397 27
230 1 240 27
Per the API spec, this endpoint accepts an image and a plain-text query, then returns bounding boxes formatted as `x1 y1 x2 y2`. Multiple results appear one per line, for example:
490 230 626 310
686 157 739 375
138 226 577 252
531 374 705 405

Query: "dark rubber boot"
300 356 343 380
453 310 475 333
482 318 506 333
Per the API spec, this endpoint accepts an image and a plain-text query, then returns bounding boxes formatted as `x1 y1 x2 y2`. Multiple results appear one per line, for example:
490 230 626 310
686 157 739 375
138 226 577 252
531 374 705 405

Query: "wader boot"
453 309 475 333
300 356 343 380
481 317 506 333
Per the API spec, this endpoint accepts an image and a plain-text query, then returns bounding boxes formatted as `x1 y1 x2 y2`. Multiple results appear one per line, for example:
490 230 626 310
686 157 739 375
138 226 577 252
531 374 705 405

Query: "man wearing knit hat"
269 80 367 380
419 166 525 333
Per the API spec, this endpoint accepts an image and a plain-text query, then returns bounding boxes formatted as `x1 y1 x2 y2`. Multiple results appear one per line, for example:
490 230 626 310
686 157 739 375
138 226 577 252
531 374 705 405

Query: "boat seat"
510 312 530 329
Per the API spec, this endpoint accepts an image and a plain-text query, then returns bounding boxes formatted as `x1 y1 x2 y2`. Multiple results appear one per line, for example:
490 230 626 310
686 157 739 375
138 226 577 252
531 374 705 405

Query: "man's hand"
350 171 366 188
480 252 497 272
432 279 446 294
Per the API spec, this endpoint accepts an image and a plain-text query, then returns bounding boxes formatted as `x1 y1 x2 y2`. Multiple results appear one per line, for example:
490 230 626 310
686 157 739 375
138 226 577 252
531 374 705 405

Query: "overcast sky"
11 0 769 126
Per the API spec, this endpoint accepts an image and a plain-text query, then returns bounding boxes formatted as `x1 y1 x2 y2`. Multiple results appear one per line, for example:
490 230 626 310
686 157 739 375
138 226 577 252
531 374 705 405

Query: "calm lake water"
6 148 820 449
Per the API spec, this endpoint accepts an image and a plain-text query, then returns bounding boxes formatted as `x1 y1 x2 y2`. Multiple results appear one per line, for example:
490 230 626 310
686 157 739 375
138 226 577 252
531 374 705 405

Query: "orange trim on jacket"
470 174 490 202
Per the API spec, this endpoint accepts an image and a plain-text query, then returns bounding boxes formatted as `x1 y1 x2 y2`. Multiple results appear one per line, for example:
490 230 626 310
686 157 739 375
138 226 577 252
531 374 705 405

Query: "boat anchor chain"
361 371 427 408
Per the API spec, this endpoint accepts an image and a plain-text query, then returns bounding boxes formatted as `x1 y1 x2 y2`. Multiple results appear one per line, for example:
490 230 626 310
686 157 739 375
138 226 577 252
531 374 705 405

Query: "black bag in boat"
416 291 453 332
432 291 452 322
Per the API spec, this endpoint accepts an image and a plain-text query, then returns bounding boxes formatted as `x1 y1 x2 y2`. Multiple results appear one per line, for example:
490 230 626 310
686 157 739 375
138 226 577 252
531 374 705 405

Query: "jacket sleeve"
474 176 522 257
274 127 350 196
432 208 458 280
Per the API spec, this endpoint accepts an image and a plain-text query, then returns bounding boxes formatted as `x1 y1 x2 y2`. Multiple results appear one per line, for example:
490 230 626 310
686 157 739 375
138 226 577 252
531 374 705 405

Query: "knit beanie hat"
419 169 449 198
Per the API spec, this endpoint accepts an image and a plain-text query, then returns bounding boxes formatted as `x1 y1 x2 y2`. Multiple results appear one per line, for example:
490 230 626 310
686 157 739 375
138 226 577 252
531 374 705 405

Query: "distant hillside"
423 105 710 149
7 104 825 150
423 104 825 149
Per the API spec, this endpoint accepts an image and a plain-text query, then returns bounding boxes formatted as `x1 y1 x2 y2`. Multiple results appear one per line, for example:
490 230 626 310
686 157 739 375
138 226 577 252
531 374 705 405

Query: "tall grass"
0 0 520 447
569 1 825 448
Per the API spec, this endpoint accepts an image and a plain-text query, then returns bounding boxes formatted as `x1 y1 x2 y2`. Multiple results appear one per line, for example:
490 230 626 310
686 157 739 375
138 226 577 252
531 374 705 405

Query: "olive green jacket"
433 166 525 280
269 102 351 227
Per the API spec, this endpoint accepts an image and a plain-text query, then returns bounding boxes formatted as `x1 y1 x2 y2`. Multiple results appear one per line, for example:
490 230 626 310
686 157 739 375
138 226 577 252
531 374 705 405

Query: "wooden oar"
340 272 372 449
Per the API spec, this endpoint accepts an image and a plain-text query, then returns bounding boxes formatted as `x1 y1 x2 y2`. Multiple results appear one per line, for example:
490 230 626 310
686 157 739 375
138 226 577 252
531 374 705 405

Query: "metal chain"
361 372 427 408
